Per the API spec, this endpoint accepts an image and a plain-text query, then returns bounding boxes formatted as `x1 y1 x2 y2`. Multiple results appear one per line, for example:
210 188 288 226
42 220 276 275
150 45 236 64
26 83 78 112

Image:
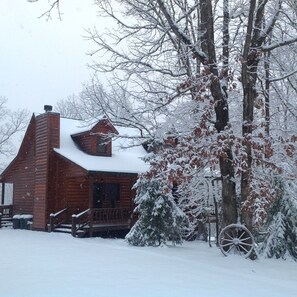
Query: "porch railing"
92 208 131 224
71 208 132 237
71 209 90 237
49 207 132 237
0 205 13 217
49 208 68 232
90 207 131 237
0 205 13 229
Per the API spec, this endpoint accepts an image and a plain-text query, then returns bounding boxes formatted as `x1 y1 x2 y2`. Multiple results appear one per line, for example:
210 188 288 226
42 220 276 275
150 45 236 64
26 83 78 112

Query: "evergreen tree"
126 171 189 247
260 179 297 260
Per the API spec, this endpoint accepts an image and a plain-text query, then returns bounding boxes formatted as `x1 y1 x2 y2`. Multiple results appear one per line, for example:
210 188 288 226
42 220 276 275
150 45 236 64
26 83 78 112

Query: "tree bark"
240 0 262 230
200 0 238 227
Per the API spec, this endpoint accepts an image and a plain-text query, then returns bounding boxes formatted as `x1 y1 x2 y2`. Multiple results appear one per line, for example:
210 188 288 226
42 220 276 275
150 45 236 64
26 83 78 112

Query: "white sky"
0 0 106 114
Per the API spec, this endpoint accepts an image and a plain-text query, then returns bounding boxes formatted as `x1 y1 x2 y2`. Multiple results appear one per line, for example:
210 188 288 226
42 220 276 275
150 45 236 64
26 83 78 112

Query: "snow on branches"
260 178 297 260
125 156 189 246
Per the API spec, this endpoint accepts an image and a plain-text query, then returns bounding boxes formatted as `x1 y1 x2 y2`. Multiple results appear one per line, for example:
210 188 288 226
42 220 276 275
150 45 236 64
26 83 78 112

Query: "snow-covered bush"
126 163 189 246
177 175 221 240
260 179 297 260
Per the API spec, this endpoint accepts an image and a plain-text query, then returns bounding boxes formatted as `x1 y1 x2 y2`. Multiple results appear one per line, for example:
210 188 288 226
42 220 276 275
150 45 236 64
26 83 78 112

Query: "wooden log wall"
72 134 111 157
91 174 137 210
49 154 138 219
48 154 89 216
1 117 36 214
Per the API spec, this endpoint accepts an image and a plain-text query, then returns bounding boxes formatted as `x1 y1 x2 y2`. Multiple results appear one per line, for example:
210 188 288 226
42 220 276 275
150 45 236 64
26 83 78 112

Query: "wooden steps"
50 222 130 237
0 205 13 229
50 223 89 238
53 224 72 234
0 216 13 228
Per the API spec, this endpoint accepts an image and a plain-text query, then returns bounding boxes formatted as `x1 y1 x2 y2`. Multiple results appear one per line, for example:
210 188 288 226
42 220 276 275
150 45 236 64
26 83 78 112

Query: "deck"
49 207 133 237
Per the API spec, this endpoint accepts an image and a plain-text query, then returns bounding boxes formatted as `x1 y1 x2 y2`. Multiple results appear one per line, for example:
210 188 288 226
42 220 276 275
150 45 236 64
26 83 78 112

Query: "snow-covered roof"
54 118 149 174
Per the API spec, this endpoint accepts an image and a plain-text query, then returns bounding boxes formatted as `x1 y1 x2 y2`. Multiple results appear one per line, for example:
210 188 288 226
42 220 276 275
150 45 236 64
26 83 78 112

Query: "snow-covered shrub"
178 175 221 240
260 179 297 260
126 172 189 246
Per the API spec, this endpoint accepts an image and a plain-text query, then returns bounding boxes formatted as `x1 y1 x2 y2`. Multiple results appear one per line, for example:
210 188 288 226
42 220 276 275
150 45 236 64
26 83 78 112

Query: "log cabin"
0 106 148 237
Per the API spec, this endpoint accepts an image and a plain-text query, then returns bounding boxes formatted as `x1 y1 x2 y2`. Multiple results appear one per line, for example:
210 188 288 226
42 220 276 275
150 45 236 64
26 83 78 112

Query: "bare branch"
155 0 208 65
269 69 297 83
262 36 297 52
28 0 62 21
0 98 29 157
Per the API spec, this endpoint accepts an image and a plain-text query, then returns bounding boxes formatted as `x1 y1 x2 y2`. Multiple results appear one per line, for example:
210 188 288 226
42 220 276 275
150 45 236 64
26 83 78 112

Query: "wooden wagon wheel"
218 224 255 258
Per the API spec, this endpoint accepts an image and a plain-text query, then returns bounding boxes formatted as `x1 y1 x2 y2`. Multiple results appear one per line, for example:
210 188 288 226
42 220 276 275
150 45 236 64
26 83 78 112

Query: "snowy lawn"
0 229 296 297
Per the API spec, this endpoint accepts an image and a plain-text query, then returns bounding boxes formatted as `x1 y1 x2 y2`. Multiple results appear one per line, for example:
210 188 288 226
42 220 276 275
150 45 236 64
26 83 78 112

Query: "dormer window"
71 118 117 157
97 137 109 155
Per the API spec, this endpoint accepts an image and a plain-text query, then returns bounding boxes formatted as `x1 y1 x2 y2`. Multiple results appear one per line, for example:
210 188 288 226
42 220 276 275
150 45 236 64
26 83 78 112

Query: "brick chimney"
33 107 60 230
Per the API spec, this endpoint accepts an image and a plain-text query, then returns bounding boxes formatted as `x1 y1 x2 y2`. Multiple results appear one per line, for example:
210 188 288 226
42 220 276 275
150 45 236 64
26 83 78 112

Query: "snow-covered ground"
0 229 296 297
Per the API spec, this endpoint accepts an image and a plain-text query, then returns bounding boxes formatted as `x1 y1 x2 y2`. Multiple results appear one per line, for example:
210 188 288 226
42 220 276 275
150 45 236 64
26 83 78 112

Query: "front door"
93 183 105 208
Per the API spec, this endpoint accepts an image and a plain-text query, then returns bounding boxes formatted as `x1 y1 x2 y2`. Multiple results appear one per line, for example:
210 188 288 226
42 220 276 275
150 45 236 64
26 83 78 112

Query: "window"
107 183 120 208
92 183 120 208
93 183 105 208
0 183 13 205
96 137 108 154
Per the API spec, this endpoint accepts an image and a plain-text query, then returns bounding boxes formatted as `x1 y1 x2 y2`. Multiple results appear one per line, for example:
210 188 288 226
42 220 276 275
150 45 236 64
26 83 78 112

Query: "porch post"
1 183 5 205
88 174 94 210
88 174 94 237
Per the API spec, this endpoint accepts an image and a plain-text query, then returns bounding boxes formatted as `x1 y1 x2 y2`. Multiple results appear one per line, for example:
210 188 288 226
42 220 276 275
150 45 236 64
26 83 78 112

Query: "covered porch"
48 207 134 237
47 172 137 237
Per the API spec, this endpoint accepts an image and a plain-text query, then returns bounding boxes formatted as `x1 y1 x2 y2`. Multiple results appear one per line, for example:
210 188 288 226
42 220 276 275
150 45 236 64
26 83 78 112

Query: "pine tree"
260 179 297 260
126 173 189 247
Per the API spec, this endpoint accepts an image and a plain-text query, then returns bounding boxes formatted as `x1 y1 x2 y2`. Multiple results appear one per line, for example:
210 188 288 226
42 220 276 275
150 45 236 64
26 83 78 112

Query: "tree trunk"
264 38 271 137
200 0 238 227
240 0 259 230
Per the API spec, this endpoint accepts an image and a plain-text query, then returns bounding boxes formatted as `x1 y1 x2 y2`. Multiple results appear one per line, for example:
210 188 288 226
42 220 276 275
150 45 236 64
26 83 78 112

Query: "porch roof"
54 118 149 174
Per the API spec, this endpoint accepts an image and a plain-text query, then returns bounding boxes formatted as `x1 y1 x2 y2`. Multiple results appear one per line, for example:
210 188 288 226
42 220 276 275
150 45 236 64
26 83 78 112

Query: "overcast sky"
0 0 104 114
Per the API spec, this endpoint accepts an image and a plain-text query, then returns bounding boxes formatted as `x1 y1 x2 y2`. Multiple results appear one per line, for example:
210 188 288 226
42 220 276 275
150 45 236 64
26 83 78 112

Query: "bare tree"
0 97 29 170
55 94 85 120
